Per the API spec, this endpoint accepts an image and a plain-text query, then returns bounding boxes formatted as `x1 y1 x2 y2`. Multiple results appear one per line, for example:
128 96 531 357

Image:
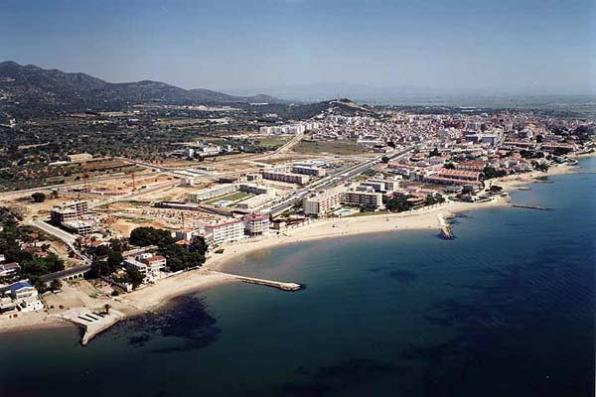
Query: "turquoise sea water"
1 158 594 397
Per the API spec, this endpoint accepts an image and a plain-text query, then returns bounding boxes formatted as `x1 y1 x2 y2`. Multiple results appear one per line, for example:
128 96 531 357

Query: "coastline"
0 162 578 339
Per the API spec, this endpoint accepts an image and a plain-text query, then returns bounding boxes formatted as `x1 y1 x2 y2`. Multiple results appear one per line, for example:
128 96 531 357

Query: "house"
0 262 20 277
124 254 167 283
9 281 38 301
1 280 44 312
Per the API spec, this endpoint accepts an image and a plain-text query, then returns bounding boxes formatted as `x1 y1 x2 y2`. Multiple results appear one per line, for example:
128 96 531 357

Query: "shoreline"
0 162 579 339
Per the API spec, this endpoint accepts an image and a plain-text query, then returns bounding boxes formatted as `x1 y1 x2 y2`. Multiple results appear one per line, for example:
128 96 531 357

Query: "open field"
293 140 374 155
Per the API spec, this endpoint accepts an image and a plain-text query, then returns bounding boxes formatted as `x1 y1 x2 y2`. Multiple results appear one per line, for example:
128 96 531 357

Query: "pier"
437 214 455 240
55 307 125 346
511 204 552 211
209 271 302 291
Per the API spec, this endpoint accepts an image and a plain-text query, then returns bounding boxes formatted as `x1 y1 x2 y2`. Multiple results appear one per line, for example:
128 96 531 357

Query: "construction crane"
131 171 136 191
82 162 90 193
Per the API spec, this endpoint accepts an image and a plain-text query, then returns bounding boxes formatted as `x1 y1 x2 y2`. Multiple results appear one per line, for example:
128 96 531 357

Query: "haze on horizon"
1 0 595 100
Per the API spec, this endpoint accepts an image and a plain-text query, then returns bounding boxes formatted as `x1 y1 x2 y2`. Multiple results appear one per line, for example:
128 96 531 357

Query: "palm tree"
104 303 111 315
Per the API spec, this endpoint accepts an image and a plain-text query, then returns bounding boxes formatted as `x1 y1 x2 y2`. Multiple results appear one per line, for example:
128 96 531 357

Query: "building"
235 192 276 211
188 184 237 202
238 183 271 195
62 220 94 235
341 188 384 209
303 189 342 217
175 229 196 241
455 160 486 172
262 170 310 185
244 214 270 236
291 164 326 177
0 280 44 312
423 168 482 187
0 262 20 277
202 219 245 245
67 153 93 162
124 254 166 283
50 201 89 224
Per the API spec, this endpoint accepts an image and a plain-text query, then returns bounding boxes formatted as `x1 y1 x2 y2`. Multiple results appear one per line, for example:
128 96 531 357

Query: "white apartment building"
203 219 245 245
244 214 270 236
341 188 384 209
303 189 342 217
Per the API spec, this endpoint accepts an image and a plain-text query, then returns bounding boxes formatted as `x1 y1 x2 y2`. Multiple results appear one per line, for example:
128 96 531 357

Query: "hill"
0 61 284 114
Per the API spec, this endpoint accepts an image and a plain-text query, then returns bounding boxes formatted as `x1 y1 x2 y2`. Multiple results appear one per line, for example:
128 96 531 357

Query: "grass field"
256 136 290 149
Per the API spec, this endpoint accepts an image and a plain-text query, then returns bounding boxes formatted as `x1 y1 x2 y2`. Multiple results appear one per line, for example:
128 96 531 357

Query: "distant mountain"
0 61 285 113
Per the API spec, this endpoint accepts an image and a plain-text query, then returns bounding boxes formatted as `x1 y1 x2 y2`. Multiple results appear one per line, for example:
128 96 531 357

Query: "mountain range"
0 61 284 111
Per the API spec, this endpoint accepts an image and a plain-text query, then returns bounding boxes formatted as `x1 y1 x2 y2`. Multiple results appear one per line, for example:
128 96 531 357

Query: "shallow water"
1 158 594 397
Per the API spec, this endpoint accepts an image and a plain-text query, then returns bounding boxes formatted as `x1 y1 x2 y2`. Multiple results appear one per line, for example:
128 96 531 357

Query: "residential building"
124 254 166 283
202 219 245 245
0 262 20 277
341 187 384 209
291 164 326 177
262 170 310 185
303 189 342 217
244 214 270 236
50 201 89 224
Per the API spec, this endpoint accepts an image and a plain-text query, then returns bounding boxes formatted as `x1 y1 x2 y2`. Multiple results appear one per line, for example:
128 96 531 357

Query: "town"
1 97 594 342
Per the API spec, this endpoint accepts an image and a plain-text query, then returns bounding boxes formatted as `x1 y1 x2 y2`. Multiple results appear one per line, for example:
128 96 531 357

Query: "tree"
386 194 411 212
50 279 62 291
126 266 144 289
31 192 46 203
106 251 123 272
381 156 390 164
189 236 208 256
444 162 456 170
483 166 506 179
129 227 174 247
429 148 440 157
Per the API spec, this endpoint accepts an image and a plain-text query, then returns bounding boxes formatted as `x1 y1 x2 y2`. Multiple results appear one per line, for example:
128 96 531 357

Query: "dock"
511 204 552 211
54 307 125 346
209 271 302 291
437 214 455 240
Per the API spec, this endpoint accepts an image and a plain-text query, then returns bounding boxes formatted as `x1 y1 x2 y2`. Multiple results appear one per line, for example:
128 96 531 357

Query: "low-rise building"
188 184 237 202
62 220 94 235
291 164 327 177
0 262 20 277
261 170 310 185
124 254 166 283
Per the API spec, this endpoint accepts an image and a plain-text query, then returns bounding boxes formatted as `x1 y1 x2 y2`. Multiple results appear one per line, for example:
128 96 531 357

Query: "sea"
1 157 594 397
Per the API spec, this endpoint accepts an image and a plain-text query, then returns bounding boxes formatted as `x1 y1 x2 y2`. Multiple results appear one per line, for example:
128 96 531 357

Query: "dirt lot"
293 140 373 155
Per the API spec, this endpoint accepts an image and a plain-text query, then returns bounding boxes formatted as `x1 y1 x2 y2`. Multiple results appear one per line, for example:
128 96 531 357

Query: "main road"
269 145 415 217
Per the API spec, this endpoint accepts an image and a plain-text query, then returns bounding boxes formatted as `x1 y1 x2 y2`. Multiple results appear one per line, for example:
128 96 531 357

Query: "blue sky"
1 0 594 96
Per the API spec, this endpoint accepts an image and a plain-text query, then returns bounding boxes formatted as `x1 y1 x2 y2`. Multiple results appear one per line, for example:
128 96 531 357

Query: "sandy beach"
0 163 577 337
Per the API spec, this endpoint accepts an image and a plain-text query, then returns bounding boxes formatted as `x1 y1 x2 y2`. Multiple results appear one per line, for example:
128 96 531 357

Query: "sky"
1 0 595 98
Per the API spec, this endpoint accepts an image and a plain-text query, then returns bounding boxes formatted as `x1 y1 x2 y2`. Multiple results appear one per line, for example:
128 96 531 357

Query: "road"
269 145 415 216
28 220 91 264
